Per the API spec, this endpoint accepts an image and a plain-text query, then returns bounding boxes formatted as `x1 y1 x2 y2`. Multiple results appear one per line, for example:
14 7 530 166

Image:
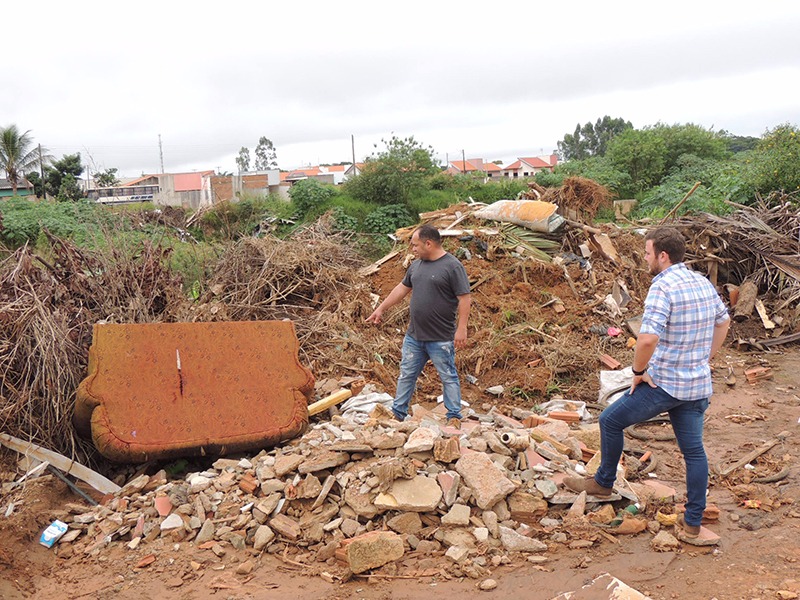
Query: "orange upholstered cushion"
74 321 314 462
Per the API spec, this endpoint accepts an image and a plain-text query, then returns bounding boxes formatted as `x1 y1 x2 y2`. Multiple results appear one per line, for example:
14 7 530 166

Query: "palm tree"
0 125 44 194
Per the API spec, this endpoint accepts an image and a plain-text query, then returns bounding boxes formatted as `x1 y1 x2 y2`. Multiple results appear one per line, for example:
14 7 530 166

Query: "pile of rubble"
49 394 703 580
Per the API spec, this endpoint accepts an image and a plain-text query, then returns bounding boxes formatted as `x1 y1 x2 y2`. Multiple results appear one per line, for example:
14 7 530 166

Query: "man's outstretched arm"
365 283 412 324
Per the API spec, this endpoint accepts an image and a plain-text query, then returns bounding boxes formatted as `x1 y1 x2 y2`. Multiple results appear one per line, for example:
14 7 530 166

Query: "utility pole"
38 144 46 199
158 134 165 173
351 134 356 176
461 149 466 173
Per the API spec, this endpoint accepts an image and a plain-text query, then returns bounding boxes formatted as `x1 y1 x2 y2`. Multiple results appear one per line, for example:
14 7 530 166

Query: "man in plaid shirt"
566 227 730 543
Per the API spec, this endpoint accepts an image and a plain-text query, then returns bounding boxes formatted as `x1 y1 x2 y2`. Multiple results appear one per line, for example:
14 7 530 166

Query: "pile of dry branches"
0 232 185 462
191 217 380 375
673 193 800 308
543 177 613 219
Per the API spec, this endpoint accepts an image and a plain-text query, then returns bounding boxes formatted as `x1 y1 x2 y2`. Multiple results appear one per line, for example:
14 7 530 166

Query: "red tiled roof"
519 157 553 169
122 171 214 189
174 173 203 192
122 175 159 187
504 160 522 171
484 162 502 172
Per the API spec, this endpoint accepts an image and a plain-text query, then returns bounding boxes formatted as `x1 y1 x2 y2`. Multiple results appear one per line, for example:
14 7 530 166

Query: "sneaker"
446 417 461 430
563 476 613 497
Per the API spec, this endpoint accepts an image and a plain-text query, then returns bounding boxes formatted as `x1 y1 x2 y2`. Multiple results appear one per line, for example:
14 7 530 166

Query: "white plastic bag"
599 367 634 405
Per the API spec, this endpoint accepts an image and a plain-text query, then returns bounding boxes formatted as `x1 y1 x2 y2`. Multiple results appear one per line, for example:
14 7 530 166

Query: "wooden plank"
307 389 353 417
358 250 400 276
718 431 788 477
0 433 121 495
754 299 776 330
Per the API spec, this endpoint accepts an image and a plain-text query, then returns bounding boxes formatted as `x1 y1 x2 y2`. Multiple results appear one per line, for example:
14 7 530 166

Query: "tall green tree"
606 128 668 195
45 153 84 201
557 116 633 161
651 123 729 172
254 137 278 170
236 146 251 173
93 167 120 188
0 125 48 194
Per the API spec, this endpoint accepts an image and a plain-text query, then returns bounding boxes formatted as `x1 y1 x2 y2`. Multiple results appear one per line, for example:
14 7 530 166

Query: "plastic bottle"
610 503 640 526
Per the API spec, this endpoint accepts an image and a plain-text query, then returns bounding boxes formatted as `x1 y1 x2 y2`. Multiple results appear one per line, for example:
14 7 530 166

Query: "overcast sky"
4 1 800 178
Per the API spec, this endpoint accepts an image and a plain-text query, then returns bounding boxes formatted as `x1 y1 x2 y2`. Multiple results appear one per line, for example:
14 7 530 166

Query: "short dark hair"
645 227 686 264
415 224 441 244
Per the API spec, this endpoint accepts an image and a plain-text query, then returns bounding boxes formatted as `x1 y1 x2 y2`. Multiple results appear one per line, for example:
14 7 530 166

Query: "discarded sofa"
74 321 314 462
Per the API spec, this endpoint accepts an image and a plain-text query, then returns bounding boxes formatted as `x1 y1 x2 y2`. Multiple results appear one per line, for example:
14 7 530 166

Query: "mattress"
74 321 314 462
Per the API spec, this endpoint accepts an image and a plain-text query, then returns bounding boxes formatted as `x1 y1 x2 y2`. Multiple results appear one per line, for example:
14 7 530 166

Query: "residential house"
87 171 215 209
344 163 364 180
0 177 35 198
446 158 503 180
285 164 352 186
502 154 558 178
211 170 284 202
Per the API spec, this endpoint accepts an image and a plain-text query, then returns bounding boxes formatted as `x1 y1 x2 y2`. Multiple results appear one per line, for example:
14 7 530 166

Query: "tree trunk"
734 280 758 322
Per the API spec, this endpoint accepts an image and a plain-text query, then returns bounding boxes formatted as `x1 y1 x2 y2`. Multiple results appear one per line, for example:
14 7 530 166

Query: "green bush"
314 192 376 224
635 154 749 218
472 178 528 202
363 204 415 234
288 179 335 216
745 124 800 196
330 206 359 231
0 197 101 247
533 170 564 188
201 193 295 240
408 190 458 215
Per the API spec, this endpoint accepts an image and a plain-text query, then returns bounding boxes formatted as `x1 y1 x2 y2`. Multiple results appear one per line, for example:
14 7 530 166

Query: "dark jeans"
595 384 709 527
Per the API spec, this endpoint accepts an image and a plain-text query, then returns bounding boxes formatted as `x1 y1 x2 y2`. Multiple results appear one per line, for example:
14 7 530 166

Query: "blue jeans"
393 334 463 421
595 385 709 527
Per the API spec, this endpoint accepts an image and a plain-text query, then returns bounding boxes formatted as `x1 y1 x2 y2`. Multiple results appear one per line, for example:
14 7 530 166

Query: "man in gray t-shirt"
366 225 471 428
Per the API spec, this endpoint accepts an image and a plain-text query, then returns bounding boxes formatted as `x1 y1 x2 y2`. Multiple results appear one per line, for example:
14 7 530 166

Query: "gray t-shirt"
402 253 470 341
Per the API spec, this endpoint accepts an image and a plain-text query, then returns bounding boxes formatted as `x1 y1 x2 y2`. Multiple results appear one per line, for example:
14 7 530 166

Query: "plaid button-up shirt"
639 263 729 401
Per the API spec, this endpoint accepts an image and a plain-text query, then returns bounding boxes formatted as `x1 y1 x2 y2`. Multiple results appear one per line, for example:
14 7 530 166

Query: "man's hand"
630 372 657 394
454 327 467 350
365 309 383 324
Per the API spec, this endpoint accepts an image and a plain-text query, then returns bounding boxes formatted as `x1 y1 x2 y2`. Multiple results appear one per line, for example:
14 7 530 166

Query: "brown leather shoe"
676 514 700 538
563 476 613 497
446 417 461 430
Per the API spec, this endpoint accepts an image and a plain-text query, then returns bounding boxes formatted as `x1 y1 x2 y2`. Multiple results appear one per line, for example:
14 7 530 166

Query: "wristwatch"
632 366 648 376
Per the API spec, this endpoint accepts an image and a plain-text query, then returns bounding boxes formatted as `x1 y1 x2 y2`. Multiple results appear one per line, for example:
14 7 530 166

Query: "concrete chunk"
455 452 516 509
343 531 404 574
403 427 439 453
374 476 442 512
441 503 471 526
499 526 547 553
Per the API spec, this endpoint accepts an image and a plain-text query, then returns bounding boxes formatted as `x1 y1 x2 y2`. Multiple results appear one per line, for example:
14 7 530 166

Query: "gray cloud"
4 1 800 175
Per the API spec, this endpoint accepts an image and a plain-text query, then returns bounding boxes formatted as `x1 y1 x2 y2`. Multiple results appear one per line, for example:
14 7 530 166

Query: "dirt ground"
1 346 798 600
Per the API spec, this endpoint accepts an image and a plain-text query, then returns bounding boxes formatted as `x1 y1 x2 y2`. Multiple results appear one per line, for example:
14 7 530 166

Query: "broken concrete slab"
341 531 404 574
498 526 547 553
374 476 442 512
550 572 649 599
455 452 516 509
